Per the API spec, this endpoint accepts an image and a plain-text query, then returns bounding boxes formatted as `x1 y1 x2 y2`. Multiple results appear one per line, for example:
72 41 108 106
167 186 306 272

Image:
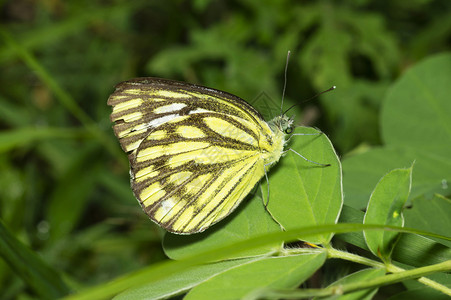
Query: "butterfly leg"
263 163 270 208
287 148 331 167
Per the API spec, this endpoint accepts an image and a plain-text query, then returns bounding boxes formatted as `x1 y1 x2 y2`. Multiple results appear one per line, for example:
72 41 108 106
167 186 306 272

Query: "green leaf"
315 268 386 300
184 252 327 300
404 194 451 247
342 147 451 209
265 126 343 244
381 53 451 159
364 167 413 259
163 194 282 260
62 223 451 300
343 53 451 208
114 257 261 300
0 220 69 298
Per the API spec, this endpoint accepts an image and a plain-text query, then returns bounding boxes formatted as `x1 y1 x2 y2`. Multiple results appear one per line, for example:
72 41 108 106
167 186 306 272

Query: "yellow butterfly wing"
108 78 286 234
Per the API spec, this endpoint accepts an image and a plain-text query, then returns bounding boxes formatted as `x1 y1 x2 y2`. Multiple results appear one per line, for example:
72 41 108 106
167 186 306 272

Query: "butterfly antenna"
282 85 336 115
280 50 291 114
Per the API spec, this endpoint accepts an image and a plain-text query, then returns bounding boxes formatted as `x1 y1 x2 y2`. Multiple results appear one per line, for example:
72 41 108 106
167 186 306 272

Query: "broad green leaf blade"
392 234 451 267
114 257 261 300
184 252 327 300
315 268 386 300
404 194 451 247
0 220 69 298
265 126 343 244
336 205 369 250
163 194 282 260
343 53 451 210
381 53 451 158
364 167 413 259
342 147 451 209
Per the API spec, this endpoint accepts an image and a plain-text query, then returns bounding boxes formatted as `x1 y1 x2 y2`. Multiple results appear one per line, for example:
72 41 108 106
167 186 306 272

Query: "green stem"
328 247 451 297
327 246 385 268
254 260 451 299
387 263 451 296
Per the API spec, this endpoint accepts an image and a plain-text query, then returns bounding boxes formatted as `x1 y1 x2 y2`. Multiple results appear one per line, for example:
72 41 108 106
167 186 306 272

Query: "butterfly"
108 77 323 234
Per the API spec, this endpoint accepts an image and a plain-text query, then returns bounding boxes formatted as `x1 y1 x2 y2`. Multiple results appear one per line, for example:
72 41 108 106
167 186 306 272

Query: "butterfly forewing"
108 78 285 234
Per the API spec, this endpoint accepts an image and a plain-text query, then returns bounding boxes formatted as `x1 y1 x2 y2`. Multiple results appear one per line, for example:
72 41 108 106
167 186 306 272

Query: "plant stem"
326 246 385 268
328 247 451 297
387 263 451 296
251 259 451 299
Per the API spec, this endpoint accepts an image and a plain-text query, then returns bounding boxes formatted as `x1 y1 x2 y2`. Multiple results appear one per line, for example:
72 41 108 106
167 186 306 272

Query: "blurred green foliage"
0 0 450 299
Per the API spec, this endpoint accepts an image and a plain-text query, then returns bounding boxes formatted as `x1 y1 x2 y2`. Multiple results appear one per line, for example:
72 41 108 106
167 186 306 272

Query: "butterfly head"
269 114 295 135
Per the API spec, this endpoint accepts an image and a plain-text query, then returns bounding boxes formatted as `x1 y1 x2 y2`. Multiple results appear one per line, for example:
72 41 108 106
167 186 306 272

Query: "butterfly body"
108 78 292 234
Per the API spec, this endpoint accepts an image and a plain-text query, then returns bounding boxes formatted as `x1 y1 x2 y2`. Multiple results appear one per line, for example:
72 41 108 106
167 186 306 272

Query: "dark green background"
1 0 450 298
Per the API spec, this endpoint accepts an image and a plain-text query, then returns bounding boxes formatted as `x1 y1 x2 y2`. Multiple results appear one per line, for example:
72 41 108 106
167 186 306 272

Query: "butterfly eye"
285 127 293 134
